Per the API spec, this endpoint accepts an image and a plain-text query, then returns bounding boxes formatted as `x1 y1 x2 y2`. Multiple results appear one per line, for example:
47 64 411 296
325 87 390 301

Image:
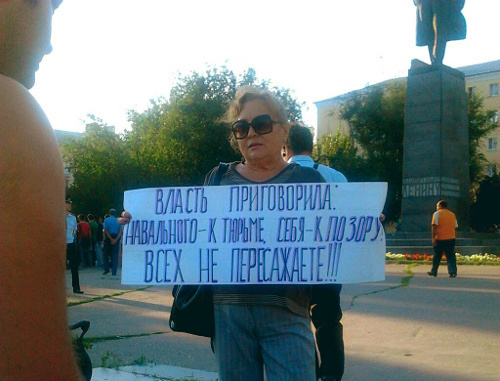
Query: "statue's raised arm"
413 0 467 65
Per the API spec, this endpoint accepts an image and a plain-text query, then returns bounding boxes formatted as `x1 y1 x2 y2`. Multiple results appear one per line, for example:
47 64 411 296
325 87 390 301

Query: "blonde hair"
223 86 289 149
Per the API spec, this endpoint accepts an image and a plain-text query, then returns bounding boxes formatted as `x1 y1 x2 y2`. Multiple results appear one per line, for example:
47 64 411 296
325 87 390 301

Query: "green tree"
316 127 367 181
470 167 500 232
63 66 307 211
340 81 406 221
124 66 304 186
61 116 129 216
468 93 499 189
124 98 173 187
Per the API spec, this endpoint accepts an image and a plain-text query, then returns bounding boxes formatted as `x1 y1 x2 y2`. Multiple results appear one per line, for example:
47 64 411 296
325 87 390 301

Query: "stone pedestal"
401 60 470 232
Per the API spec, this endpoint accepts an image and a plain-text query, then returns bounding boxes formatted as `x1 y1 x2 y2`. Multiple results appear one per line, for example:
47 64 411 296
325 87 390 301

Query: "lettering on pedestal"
403 177 460 198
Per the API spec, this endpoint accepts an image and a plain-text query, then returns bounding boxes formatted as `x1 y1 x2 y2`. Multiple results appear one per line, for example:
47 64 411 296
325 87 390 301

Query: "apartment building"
460 60 500 175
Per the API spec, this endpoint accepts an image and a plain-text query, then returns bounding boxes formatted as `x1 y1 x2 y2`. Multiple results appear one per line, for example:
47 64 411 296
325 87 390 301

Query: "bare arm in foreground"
0 75 82 380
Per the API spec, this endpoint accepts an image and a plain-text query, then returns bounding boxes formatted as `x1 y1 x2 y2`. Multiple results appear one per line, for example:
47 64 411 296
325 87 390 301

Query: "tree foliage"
470 168 500 232
61 66 304 214
124 66 303 186
61 116 129 216
316 127 367 181
468 93 499 188
339 81 406 221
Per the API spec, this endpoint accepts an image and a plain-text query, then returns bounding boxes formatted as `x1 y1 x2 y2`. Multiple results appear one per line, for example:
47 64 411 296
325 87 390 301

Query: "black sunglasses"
231 114 279 140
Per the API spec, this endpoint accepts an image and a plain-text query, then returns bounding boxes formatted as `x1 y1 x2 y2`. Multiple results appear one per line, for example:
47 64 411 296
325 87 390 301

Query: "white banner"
121 182 387 285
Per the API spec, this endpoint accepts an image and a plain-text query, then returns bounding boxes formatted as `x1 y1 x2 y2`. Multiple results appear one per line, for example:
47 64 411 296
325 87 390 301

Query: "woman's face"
236 99 288 165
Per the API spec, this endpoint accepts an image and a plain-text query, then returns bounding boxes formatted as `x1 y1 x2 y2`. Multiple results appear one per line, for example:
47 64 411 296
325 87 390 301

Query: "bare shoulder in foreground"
0 75 83 380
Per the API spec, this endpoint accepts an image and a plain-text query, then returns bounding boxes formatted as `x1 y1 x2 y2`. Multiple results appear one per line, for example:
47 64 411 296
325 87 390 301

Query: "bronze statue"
414 0 467 65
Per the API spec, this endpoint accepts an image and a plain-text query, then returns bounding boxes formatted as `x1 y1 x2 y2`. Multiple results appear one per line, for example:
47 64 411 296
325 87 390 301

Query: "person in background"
103 208 123 276
428 200 458 277
66 200 83 294
95 215 105 267
77 214 92 267
101 213 111 270
88 214 100 266
285 124 346 381
0 0 83 379
285 123 347 182
204 86 324 381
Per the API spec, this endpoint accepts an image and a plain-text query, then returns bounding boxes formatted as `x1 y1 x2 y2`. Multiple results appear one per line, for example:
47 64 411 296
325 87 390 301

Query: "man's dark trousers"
103 234 120 275
432 239 457 275
311 284 345 381
66 242 81 292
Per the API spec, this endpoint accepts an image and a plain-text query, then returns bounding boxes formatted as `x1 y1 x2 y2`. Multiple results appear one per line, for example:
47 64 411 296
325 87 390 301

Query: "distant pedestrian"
66 201 83 294
428 200 458 277
103 209 123 276
95 216 105 267
102 214 111 270
77 214 92 267
88 214 100 266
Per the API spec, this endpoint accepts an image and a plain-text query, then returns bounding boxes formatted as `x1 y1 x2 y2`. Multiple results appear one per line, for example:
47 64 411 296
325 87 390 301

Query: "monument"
413 0 467 66
400 1 469 232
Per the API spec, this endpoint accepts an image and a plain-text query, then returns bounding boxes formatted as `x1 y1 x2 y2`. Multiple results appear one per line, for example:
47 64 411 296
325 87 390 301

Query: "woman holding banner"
204 86 324 381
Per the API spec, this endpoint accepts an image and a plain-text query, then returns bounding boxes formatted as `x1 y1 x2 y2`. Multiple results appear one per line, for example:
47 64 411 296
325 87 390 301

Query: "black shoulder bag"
168 163 229 338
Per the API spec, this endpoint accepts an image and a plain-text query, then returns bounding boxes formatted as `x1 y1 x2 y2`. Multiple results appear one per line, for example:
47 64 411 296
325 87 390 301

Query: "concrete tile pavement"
340 265 500 380
92 365 218 380
67 267 217 380
67 264 500 380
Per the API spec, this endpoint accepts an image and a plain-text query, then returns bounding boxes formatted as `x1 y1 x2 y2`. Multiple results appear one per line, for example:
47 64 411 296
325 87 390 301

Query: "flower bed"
386 252 500 265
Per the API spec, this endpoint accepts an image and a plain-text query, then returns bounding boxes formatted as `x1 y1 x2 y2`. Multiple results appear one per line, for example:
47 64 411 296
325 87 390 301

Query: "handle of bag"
69 320 91 340
175 286 205 309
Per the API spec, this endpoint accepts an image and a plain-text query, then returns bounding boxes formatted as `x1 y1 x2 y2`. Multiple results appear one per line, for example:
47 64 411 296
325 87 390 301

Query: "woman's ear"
282 121 290 143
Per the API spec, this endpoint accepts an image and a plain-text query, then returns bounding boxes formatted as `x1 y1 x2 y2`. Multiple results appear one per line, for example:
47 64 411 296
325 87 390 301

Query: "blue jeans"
214 304 316 381
95 241 103 267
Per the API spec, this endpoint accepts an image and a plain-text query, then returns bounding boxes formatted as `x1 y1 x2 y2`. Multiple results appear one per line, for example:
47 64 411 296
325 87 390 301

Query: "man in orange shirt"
428 200 458 277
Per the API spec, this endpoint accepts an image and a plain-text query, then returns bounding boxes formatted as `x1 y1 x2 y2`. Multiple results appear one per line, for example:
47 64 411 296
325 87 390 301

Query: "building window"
488 137 498 151
468 86 476 96
490 83 499 97
492 111 499 124
486 164 495 177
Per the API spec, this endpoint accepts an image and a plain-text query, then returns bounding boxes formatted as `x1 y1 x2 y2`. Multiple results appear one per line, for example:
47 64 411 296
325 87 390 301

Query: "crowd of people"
75 213 103 269
65 204 125 294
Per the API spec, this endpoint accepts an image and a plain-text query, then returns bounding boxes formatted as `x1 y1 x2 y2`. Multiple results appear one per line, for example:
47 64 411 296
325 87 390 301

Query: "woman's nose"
247 125 258 137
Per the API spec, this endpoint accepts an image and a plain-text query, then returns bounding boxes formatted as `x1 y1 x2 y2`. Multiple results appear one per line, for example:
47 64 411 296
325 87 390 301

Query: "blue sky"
31 0 500 134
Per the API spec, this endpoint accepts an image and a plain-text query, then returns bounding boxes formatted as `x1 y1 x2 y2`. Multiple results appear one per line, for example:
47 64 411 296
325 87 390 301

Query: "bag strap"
211 162 229 186
313 163 319 170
